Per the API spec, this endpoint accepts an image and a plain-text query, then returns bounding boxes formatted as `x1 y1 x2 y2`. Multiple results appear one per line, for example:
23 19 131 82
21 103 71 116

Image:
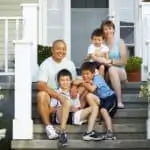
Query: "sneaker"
58 131 68 146
82 130 104 141
103 130 116 140
45 125 59 140
117 102 125 109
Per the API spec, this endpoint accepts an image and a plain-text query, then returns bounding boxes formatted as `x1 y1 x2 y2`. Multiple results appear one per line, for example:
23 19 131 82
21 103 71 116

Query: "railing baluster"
0 17 23 75
16 19 19 40
4 19 8 73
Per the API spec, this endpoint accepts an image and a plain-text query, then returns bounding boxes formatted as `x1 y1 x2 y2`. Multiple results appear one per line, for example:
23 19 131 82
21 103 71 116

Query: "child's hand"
70 86 78 99
71 106 79 112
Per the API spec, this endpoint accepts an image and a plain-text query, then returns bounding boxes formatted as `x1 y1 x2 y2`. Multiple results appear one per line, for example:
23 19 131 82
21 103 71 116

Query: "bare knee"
37 91 49 105
92 105 99 112
100 108 107 114
86 93 99 106
108 67 117 76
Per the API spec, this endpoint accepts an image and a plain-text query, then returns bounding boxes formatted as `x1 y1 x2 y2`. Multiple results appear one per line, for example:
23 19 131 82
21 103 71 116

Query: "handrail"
0 17 23 20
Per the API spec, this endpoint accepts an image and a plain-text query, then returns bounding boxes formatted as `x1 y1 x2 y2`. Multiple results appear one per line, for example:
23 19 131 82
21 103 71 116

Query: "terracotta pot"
127 69 141 82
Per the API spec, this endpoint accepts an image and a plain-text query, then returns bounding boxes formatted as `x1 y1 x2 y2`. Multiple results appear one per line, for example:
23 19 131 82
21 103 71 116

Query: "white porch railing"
0 17 23 75
140 2 150 139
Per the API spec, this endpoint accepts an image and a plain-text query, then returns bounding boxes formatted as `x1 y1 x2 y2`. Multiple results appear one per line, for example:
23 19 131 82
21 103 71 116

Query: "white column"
108 0 120 40
13 41 33 139
140 2 150 81
21 4 39 82
64 0 71 60
38 0 47 45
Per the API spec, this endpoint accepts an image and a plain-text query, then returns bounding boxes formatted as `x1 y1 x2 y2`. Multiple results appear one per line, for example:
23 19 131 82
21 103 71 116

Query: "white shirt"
51 88 80 108
87 44 109 62
37 57 76 89
87 44 109 55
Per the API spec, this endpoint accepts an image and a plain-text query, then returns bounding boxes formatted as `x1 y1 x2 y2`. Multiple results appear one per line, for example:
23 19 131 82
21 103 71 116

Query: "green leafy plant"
139 73 150 98
0 86 6 140
38 45 52 65
125 56 142 72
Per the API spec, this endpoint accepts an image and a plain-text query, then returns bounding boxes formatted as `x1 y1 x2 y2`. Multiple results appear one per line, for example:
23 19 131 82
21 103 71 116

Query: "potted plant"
125 56 142 82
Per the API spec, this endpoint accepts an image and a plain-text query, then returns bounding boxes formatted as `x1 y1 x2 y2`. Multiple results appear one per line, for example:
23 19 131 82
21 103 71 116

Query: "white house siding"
0 0 38 72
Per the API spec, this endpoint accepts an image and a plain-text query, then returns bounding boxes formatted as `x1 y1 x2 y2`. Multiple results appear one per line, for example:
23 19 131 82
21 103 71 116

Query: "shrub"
37 45 52 65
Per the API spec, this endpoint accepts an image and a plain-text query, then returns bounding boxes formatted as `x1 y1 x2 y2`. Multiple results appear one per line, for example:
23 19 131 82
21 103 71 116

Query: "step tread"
34 132 146 140
11 139 150 149
0 81 145 90
32 108 148 119
34 123 146 133
32 94 148 103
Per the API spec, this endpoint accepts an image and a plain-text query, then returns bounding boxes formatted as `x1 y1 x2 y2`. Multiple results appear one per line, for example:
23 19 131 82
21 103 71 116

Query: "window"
119 0 135 56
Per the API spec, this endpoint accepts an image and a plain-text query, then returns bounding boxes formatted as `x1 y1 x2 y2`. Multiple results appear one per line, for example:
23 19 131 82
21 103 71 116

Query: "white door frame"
38 0 71 59
108 0 120 40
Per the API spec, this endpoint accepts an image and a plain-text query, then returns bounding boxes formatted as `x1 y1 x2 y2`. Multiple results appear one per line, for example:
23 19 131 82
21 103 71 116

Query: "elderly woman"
100 20 127 109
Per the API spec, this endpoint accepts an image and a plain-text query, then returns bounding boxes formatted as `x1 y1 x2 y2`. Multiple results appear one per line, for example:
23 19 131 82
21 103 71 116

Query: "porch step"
32 108 147 120
34 132 146 140
34 123 146 134
11 139 150 149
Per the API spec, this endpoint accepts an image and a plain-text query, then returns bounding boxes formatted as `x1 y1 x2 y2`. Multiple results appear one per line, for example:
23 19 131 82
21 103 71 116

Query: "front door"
71 0 116 67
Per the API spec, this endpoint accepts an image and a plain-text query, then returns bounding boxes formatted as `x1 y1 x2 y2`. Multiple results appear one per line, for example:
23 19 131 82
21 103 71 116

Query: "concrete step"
0 81 145 91
11 139 150 149
31 93 147 103
34 118 146 124
34 123 146 134
32 108 148 119
34 132 146 140
31 81 144 93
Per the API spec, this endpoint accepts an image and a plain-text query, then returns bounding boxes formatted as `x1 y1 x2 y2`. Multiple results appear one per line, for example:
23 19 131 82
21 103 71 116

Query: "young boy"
79 62 117 140
85 28 111 76
51 69 102 145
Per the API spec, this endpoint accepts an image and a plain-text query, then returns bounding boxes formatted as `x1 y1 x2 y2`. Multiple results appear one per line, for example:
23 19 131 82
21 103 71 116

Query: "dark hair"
91 28 103 39
57 69 72 83
100 20 115 32
80 62 96 73
52 39 66 49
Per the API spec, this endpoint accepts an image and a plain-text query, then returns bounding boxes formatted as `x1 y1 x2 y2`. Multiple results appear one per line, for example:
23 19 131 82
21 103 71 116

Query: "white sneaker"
45 125 59 139
117 102 125 109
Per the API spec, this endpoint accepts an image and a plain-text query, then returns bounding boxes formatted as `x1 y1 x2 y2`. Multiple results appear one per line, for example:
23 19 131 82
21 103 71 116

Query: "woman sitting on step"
100 20 128 109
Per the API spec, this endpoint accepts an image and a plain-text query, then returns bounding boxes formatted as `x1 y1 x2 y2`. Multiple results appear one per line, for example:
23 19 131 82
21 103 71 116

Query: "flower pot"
127 69 141 82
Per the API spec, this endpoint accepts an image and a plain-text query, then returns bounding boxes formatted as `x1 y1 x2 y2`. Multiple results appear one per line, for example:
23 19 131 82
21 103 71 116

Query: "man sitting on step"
36 40 76 145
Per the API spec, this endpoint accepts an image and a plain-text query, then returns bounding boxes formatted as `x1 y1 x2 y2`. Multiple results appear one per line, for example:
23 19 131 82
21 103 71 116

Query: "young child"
86 28 111 76
51 69 102 144
79 62 117 140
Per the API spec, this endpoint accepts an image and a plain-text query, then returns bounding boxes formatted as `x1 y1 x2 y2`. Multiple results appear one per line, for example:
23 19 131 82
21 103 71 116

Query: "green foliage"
38 45 52 65
0 87 6 140
125 56 142 72
139 72 150 98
